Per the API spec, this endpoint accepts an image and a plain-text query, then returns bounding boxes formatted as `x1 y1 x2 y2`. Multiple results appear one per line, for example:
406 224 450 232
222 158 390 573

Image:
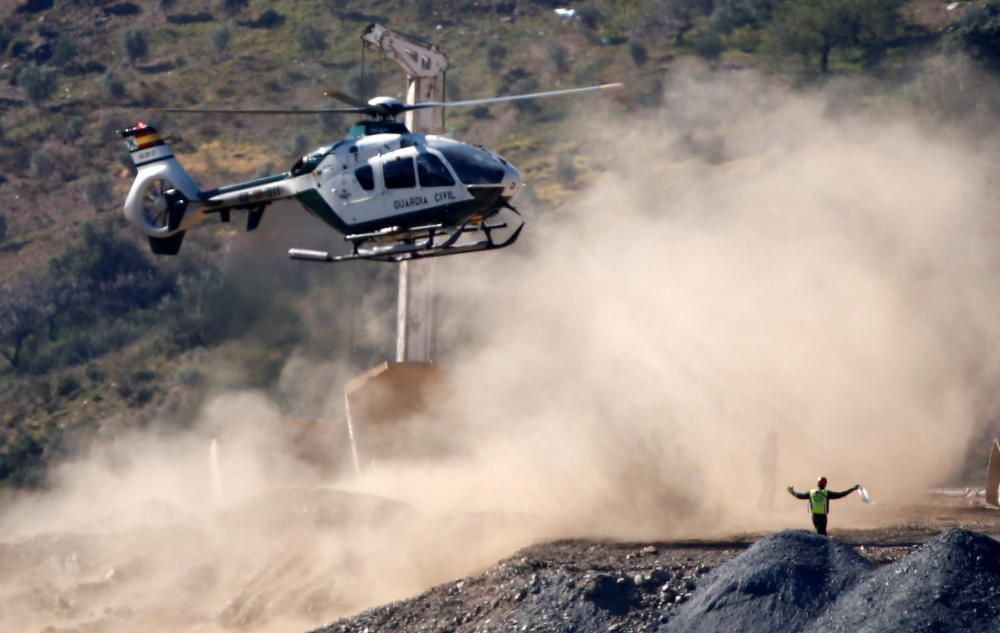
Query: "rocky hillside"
0 0 997 489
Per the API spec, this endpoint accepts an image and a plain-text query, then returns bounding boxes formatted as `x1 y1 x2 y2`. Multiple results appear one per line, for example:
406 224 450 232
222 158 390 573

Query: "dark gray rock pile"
662 530 873 633
807 528 1000 633
664 528 1000 633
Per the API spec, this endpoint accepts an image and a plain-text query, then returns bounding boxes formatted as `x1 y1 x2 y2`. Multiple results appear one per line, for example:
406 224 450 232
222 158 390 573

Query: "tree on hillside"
219 0 248 15
16 64 56 104
710 0 777 32
765 0 905 73
642 0 715 44
948 3 1000 71
123 27 149 66
212 24 231 56
297 23 327 53
0 277 54 369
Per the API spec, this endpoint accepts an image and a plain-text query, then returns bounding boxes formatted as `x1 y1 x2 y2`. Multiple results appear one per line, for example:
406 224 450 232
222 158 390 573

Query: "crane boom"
361 23 449 135
361 23 449 363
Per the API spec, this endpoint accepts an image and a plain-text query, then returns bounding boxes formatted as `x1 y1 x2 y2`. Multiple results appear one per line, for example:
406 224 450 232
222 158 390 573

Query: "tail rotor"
141 178 173 230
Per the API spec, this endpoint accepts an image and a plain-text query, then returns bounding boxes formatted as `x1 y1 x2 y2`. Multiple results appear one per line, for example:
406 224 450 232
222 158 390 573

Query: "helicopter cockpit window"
431 142 505 185
354 165 374 191
383 157 416 189
416 153 455 187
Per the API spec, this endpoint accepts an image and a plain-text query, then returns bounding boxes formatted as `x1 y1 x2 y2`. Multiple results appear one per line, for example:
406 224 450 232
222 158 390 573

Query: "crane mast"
361 23 449 363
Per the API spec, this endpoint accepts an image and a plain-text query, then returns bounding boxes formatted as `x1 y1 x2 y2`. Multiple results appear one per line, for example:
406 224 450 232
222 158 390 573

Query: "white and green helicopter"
120 83 621 262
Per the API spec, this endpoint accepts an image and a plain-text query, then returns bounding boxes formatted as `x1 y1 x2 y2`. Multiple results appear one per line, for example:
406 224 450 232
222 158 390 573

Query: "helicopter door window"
416 153 455 187
383 157 416 189
354 165 375 191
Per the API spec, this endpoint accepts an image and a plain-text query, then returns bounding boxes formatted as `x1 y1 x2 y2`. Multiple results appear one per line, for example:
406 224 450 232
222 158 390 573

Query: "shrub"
122 27 149 65
253 161 276 178
103 70 126 98
545 40 570 74
415 0 434 22
50 373 81 398
219 0 248 15
50 37 77 67
177 365 204 386
949 3 1000 70
0 208 6 244
577 3 601 30
17 65 57 104
212 24 231 55
297 23 327 52
31 149 55 178
244 9 284 29
318 112 339 133
290 133 310 158
554 153 577 183
85 362 105 382
49 222 159 288
345 67 369 96
629 40 648 66
81 174 113 211
60 116 86 142
486 41 507 66
694 28 724 60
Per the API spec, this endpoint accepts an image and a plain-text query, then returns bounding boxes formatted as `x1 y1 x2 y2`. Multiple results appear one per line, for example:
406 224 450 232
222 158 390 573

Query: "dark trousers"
811 513 828 536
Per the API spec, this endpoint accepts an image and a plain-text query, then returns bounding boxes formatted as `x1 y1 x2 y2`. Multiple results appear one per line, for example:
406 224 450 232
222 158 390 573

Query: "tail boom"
119 122 301 254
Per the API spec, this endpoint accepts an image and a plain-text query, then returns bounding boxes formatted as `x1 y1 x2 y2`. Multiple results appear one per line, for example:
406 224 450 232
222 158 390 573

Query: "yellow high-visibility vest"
809 488 829 514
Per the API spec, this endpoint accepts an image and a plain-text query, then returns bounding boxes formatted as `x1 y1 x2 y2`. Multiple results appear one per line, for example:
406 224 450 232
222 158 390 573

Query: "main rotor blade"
149 107 369 115
323 90 369 108
405 82 624 111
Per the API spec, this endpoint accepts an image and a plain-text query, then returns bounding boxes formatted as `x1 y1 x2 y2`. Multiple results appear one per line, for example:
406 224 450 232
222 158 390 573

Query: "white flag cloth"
858 486 885 507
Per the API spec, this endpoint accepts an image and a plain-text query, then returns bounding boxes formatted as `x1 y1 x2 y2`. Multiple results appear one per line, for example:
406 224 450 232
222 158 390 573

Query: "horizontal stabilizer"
148 231 186 255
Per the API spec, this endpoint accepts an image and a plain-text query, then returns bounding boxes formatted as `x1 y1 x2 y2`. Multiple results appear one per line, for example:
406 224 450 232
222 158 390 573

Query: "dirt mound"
314 526 1000 633
662 530 873 633
312 541 739 633
808 528 1000 633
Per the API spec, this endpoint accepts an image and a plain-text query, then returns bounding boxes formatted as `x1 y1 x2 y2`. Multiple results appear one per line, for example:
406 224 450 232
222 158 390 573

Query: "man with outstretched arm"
787 476 859 536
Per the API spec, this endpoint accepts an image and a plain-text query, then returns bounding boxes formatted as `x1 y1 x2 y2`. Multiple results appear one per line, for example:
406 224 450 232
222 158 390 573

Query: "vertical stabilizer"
119 122 202 255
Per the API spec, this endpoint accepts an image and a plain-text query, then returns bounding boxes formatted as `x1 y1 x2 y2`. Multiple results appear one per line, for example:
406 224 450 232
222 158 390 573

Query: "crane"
361 23 449 363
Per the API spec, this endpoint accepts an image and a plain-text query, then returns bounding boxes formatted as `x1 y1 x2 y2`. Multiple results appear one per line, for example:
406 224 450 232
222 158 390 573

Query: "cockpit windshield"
427 139 505 185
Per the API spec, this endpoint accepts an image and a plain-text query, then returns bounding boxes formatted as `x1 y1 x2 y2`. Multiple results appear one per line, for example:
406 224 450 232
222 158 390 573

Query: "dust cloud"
429 63 1000 536
3 65 1000 632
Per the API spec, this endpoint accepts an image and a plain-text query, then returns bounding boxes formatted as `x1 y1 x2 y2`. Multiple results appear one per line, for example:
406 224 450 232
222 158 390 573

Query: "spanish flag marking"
134 131 164 150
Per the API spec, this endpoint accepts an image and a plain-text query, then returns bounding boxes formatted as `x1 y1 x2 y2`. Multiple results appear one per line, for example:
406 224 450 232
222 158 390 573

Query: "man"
787 476 859 536
758 430 778 510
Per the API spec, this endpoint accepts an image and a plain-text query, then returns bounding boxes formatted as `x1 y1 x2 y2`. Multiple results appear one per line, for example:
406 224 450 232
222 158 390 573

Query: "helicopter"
119 83 622 263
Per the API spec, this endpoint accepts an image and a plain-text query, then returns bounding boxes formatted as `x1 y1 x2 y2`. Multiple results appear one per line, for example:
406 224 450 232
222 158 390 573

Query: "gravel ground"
314 524 1000 633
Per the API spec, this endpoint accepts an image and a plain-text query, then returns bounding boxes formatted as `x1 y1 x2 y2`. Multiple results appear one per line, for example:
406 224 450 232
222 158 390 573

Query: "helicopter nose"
499 156 524 201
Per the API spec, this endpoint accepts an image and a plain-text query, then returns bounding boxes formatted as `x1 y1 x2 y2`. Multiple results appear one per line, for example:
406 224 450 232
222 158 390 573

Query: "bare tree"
0 277 54 369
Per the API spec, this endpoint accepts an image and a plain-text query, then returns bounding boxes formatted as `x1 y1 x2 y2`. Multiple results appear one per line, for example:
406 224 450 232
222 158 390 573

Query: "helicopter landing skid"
288 220 524 263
